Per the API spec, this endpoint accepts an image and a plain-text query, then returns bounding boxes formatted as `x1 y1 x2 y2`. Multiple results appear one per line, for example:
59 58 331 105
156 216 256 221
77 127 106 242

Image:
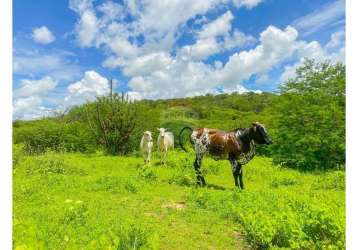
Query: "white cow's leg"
147 150 151 163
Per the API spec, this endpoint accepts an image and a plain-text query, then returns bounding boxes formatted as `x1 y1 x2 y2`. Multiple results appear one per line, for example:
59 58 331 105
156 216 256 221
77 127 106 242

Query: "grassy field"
13 149 345 249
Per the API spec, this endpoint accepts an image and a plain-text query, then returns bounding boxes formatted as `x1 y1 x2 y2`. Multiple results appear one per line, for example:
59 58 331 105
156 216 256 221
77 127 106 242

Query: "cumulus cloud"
69 0 345 100
198 11 234 39
280 30 345 82
13 70 111 120
326 30 345 49
69 0 99 47
32 26 56 44
14 76 57 98
13 76 58 120
64 70 109 106
216 26 298 86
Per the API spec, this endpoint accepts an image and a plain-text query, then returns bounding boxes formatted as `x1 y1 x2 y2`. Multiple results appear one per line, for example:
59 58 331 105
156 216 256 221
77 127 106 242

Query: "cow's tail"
179 126 194 152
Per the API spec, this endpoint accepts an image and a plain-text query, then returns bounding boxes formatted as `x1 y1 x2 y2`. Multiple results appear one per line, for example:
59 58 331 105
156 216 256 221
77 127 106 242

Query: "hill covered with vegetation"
14 59 345 170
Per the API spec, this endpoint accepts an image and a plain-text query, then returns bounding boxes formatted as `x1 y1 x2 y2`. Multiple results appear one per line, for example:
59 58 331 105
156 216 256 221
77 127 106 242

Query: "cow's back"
192 128 241 158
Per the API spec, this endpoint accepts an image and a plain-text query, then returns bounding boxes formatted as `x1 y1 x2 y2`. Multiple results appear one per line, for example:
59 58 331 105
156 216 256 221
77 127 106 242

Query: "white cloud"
13 76 58 120
178 11 255 61
32 26 55 44
326 30 345 49
67 0 346 101
122 52 172 76
69 0 263 56
179 38 221 61
233 0 263 9
280 30 345 82
216 26 298 86
70 0 99 47
198 11 234 39
65 70 109 106
14 76 57 98
97 1 124 21
223 30 256 49
292 0 345 36
13 50 82 81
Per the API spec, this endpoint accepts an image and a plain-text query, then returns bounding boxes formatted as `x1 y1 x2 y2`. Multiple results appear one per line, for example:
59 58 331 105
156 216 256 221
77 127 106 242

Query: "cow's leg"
230 158 244 189
144 151 147 163
148 151 151 163
236 164 244 189
229 158 239 187
194 154 206 186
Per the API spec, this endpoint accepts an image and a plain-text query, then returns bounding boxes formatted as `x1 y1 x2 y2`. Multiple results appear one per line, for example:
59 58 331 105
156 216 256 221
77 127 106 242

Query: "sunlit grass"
13 150 345 249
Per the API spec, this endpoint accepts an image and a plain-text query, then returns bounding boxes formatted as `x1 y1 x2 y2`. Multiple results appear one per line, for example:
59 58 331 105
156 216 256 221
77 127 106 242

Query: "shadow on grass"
205 183 227 190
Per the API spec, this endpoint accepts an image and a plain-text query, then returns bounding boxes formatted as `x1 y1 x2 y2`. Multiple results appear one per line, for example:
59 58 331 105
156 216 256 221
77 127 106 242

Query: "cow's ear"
157 128 160 131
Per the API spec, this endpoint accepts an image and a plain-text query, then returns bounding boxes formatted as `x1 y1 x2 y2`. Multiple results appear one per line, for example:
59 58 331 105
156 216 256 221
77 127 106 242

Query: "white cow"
140 131 153 164
157 128 174 163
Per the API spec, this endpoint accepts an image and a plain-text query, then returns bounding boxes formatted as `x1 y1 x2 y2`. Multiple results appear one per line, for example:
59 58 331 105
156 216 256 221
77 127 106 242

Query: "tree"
86 93 160 155
271 59 345 170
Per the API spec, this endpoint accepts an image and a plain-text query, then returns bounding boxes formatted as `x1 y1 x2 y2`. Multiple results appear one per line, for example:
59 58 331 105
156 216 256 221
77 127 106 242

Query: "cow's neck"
238 128 253 153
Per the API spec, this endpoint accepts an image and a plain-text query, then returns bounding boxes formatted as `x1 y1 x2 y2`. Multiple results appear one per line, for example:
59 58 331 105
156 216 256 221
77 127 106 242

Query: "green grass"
13 150 345 249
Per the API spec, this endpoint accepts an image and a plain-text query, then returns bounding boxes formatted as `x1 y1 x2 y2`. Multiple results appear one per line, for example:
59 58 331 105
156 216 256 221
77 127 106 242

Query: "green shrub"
186 188 345 249
84 94 160 155
272 59 345 170
13 119 96 154
168 169 195 187
124 179 139 193
106 222 158 250
137 165 158 183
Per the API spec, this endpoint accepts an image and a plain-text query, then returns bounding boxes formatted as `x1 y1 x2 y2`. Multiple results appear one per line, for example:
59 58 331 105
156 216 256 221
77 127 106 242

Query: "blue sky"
13 0 345 120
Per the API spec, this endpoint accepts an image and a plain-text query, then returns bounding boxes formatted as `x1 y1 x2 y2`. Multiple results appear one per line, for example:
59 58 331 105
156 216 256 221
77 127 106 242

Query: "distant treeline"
13 59 345 171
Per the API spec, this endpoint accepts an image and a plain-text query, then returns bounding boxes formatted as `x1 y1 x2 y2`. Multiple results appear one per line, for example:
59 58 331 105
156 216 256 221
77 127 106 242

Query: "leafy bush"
186 188 345 249
168 168 195 186
136 165 157 183
13 119 96 154
101 222 159 250
124 178 139 193
85 94 160 155
272 59 345 170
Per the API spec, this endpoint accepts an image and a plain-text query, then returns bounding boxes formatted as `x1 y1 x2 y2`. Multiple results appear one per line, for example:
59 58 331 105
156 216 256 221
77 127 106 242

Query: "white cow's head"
143 131 153 141
157 128 166 138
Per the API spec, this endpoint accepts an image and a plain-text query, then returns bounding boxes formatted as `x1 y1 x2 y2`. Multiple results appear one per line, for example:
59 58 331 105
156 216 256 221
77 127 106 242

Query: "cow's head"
250 122 272 145
157 128 166 138
143 131 153 141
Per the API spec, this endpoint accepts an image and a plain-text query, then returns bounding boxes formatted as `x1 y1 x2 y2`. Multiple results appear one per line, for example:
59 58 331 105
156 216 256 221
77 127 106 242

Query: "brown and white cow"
179 122 272 189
